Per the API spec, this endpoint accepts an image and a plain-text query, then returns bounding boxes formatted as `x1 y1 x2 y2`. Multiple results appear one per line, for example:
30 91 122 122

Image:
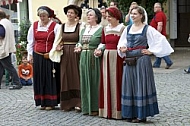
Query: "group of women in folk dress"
27 4 173 123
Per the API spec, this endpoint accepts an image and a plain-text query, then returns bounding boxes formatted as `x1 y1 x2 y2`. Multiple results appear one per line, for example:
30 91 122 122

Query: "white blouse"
83 24 102 35
117 25 174 58
27 20 61 56
104 23 124 33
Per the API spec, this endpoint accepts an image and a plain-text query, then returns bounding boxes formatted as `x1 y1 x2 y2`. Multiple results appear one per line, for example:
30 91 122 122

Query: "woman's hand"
74 47 82 53
56 44 63 51
119 46 128 53
29 54 33 64
141 49 153 55
94 49 102 57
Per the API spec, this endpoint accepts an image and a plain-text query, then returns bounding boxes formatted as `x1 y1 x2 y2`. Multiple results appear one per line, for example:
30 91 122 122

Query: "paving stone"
1 48 190 125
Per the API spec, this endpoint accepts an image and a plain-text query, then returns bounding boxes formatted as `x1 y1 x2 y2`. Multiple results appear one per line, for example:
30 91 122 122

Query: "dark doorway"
176 0 190 46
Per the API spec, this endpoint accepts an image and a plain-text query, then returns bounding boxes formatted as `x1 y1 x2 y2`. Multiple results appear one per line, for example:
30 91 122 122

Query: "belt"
125 55 142 60
35 51 49 56
127 46 146 51
64 42 77 45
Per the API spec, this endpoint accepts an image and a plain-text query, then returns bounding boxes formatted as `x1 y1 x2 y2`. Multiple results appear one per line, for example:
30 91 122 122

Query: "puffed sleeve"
96 28 105 50
49 24 63 63
54 23 61 34
27 24 34 56
117 26 128 58
76 26 85 48
147 26 174 57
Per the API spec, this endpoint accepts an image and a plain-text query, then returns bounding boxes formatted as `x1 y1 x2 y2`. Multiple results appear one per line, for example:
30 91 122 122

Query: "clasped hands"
74 47 82 53
94 49 102 57
73 47 102 57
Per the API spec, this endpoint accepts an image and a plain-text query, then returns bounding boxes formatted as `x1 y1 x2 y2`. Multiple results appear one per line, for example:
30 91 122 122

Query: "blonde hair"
131 2 138 6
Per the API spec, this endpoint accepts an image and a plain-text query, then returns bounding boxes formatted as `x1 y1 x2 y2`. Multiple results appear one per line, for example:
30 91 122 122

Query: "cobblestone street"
0 48 190 126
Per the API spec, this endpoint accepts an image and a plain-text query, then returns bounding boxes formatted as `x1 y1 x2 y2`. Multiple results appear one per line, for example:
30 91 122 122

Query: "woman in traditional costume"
117 6 174 123
50 4 82 112
96 7 125 119
74 8 102 116
27 6 60 110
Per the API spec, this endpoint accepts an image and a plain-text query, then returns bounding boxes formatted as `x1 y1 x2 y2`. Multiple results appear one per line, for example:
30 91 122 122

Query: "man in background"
150 2 173 69
100 6 109 27
0 10 22 89
109 1 123 23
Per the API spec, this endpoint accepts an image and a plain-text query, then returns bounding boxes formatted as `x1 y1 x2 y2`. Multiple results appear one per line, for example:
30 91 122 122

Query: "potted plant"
16 19 31 64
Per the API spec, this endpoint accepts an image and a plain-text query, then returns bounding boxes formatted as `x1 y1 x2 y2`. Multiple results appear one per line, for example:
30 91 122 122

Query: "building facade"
0 0 190 47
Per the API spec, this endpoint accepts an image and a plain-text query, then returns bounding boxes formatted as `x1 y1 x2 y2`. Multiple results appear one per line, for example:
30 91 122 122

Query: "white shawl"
49 25 63 62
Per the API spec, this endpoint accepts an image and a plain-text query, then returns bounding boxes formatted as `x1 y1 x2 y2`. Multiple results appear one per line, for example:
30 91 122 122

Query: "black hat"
37 6 54 18
63 4 82 19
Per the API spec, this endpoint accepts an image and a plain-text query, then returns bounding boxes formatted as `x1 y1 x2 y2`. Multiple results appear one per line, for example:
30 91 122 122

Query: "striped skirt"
33 52 60 107
121 55 159 119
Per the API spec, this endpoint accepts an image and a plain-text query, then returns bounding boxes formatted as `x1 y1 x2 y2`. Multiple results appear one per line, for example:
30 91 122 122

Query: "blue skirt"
121 55 159 119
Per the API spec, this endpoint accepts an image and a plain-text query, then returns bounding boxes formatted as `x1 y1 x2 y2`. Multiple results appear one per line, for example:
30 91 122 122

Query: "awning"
0 0 18 6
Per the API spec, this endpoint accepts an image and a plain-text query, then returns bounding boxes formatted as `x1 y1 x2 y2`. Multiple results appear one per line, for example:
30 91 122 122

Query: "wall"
28 0 68 23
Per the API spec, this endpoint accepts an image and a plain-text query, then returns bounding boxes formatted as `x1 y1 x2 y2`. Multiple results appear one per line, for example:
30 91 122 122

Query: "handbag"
125 57 137 66
43 53 49 59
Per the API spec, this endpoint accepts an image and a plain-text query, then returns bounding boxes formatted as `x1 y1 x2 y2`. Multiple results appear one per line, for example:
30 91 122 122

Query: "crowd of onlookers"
0 1 176 123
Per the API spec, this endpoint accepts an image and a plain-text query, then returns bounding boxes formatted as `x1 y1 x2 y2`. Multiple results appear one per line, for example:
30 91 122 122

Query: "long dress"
99 24 125 119
117 24 174 120
60 23 81 110
27 21 60 107
78 25 102 115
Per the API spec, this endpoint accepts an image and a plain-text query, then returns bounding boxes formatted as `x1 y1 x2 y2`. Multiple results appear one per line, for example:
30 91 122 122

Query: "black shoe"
132 118 146 123
184 69 190 74
165 63 173 69
9 84 22 90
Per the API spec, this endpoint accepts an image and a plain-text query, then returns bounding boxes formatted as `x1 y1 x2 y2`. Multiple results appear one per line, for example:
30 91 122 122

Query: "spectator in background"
18 54 33 86
0 10 22 90
125 2 148 25
150 2 173 69
5 53 17 86
100 6 109 27
184 34 190 73
184 67 190 74
109 1 123 23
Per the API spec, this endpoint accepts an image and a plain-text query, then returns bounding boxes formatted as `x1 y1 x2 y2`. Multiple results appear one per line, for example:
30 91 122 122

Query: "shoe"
126 118 132 122
75 107 81 112
90 111 98 116
45 106 54 110
184 69 190 74
132 118 146 123
9 84 22 90
165 63 173 69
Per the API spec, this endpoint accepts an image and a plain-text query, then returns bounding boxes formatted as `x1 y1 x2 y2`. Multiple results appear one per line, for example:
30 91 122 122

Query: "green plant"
16 19 31 64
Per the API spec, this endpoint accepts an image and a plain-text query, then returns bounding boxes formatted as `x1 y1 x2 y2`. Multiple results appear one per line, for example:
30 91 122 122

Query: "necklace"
87 25 99 33
40 20 49 27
